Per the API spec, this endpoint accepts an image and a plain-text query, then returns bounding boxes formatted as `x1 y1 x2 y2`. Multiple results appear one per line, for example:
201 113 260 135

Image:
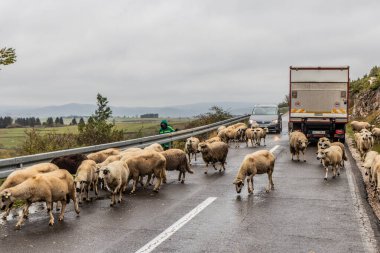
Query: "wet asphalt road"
0 117 379 253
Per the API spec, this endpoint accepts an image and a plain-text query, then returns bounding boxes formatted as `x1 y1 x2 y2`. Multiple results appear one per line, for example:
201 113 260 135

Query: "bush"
21 129 78 155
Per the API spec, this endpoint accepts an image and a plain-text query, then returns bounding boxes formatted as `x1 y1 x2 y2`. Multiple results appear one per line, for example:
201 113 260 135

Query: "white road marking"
345 158 378 253
270 145 280 153
135 197 217 253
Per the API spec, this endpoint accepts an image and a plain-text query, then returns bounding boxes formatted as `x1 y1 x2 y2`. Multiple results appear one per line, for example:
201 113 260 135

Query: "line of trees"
0 116 86 128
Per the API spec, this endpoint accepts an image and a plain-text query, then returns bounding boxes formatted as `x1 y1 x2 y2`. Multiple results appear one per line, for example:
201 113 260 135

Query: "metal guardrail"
0 115 249 177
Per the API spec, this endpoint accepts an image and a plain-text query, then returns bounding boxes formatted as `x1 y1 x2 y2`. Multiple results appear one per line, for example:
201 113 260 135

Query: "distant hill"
0 102 255 118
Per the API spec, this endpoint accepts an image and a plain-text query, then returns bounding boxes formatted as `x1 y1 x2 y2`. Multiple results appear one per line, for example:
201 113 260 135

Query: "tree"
0 47 16 68
36 118 41 126
78 93 123 145
46 117 54 127
278 95 289 108
55 117 60 125
59 117 64 125
70 117 78 125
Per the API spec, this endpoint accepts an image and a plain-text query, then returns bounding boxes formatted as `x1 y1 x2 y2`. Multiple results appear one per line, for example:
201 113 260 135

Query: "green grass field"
0 118 192 158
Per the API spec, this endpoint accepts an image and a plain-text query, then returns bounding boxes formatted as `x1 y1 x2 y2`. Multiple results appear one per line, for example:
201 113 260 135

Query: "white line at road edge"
270 145 280 153
135 197 217 253
345 159 377 253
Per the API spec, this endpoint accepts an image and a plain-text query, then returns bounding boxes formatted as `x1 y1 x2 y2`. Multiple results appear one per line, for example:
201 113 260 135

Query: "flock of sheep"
0 122 276 229
1 119 378 230
288 120 380 192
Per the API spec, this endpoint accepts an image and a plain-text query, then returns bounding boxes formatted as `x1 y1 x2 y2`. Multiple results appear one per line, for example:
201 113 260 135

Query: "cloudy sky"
0 0 378 107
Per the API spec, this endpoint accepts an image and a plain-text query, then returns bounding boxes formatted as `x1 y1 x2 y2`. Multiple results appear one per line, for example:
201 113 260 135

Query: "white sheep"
87 148 120 163
370 155 380 201
350 121 372 132
363 151 379 179
233 150 275 194
372 127 380 144
98 161 129 206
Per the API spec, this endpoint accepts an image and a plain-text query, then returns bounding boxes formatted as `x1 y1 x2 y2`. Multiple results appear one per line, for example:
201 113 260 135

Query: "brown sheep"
75 160 99 203
51 154 88 174
205 136 222 144
289 131 309 162
198 141 229 174
144 143 164 152
161 149 194 184
0 169 80 229
184 137 200 164
125 151 166 193
0 163 59 220
317 146 343 180
233 150 275 194
87 148 120 163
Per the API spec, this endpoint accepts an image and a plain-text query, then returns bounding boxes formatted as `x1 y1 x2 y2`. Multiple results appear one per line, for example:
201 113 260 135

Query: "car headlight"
271 119 278 124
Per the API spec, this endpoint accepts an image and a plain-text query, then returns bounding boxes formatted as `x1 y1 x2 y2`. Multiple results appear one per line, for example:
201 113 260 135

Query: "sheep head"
0 190 14 210
233 179 244 193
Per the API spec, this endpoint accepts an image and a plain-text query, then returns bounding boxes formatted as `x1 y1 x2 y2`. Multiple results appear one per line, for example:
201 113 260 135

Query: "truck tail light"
335 129 344 134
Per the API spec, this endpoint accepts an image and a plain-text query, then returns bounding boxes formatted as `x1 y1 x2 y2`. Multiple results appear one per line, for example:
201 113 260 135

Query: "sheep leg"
144 174 152 189
178 171 182 182
85 185 90 201
187 153 191 165
72 187 80 215
302 151 306 162
332 166 336 179
58 201 67 221
296 151 300 161
94 179 99 196
2 201 15 220
47 201 54 226
22 202 31 218
247 176 253 194
267 170 274 191
15 204 28 229
324 166 329 180
181 171 185 184
118 187 123 203
204 166 208 174
153 170 162 192
194 153 197 161
263 138 266 146
337 164 341 176
163 170 167 184
130 177 138 194
111 193 116 206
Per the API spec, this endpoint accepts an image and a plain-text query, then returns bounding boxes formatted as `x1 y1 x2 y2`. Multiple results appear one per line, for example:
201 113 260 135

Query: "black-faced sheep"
198 141 228 174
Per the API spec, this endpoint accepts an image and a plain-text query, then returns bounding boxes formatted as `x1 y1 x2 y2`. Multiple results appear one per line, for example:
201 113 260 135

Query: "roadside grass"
0 118 192 158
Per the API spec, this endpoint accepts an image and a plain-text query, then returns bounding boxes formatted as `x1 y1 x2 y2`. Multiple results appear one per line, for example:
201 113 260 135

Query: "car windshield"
252 107 277 115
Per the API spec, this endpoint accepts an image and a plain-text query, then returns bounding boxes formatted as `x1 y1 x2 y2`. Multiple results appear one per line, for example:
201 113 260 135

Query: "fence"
0 115 249 177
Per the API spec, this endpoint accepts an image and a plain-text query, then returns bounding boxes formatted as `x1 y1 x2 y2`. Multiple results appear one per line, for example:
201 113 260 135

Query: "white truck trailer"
289 66 349 143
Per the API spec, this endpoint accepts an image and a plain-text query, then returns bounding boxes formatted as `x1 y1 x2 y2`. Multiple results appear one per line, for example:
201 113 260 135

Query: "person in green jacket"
159 119 175 150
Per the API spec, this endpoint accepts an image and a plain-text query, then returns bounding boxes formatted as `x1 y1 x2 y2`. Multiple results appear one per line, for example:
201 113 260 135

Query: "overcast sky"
0 0 378 107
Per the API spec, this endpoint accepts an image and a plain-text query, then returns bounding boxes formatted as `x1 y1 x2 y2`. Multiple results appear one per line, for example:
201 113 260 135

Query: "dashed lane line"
134 197 217 253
